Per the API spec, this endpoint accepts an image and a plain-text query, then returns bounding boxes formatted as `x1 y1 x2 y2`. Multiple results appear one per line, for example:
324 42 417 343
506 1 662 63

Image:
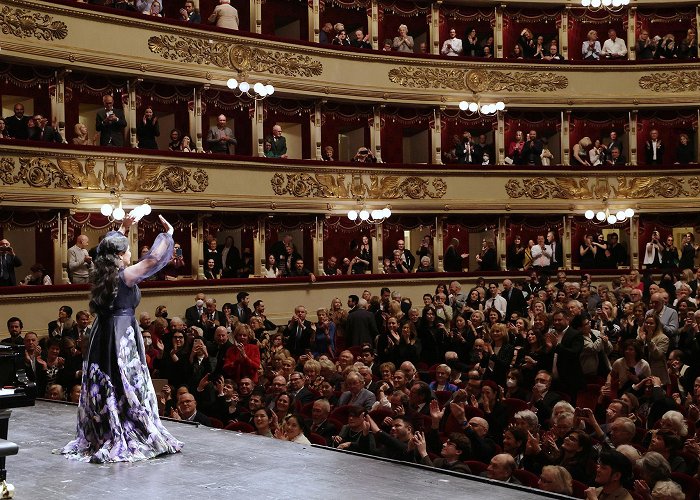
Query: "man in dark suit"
455 131 481 165
607 130 624 157
288 371 316 405
396 239 416 271
204 239 222 275
549 310 584 403
4 103 30 139
689 268 700 298
502 279 528 320
29 114 62 142
232 291 252 325
185 293 207 328
207 326 233 376
522 129 543 165
173 392 212 426
530 370 562 423
307 399 337 446
266 124 288 158
96 94 127 147
346 298 380 347
201 298 226 341
282 305 314 356
547 230 563 270
0 239 22 286
220 236 240 278
644 128 664 165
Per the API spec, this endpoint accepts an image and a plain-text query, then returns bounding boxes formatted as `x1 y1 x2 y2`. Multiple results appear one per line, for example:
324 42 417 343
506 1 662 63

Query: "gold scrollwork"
271 173 447 199
0 157 208 193
148 35 323 78
0 6 68 41
388 67 568 92
506 176 694 200
639 71 700 93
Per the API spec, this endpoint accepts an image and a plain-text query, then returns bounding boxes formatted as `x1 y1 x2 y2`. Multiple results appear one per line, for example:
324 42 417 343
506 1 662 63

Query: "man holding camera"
96 94 127 147
0 239 22 286
352 146 376 162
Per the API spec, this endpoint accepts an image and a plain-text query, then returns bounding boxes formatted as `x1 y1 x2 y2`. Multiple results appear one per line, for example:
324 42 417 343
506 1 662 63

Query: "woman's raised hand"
159 215 174 235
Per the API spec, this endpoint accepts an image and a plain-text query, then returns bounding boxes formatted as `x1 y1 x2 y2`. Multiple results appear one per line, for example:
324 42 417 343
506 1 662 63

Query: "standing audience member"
206 114 237 154
208 0 239 30
0 239 22 286
96 94 127 147
266 125 288 159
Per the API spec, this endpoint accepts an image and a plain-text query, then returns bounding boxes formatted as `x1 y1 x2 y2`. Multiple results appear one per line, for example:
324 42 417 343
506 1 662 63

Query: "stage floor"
9 401 553 499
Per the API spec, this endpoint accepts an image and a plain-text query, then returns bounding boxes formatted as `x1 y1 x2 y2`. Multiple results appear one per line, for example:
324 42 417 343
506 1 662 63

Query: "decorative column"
312 101 323 160
497 216 507 271
371 105 382 162
128 219 138 263
435 216 445 272
559 8 569 60
630 214 640 270
253 0 262 34
56 211 69 284
373 224 384 274
252 99 265 157
254 216 266 276
431 108 443 165
429 2 440 55
629 110 638 165
561 110 571 166
127 79 138 148
195 214 205 279
313 217 323 275
370 1 379 50
50 70 67 142
494 6 504 59
190 87 204 152
496 110 505 164
309 0 319 42
696 109 700 163
627 7 636 60
563 215 573 270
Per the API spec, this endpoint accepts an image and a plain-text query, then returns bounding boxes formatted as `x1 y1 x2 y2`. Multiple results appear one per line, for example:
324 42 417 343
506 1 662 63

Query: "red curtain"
321 103 372 159
567 9 626 61
261 0 309 40
263 98 313 159
202 213 256 261
377 2 430 50
569 111 628 149
440 111 496 162
323 217 374 265
506 216 564 251
320 3 370 37
266 216 317 265
635 8 696 42
438 6 494 55
636 110 697 165
502 8 561 58
380 106 431 164
570 216 627 268
504 111 560 146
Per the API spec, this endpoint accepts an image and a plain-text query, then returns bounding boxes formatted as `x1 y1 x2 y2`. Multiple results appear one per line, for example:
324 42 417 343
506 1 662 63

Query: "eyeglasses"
173 335 185 339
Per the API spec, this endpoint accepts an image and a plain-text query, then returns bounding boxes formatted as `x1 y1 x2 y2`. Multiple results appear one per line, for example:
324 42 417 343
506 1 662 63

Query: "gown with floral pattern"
58 232 183 463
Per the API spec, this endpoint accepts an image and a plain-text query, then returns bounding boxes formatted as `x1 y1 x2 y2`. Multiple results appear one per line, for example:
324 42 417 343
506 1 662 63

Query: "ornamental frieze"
148 35 323 78
272 173 447 199
388 68 568 92
639 71 700 93
0 6 68 40
0 157 208 193
505 176 700 200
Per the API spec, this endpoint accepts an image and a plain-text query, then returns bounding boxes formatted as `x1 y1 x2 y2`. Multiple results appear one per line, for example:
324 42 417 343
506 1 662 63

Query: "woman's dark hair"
505 426 528 454
284 413 310 436
434 283 447 295
621 339 643 362
486 307 502 323
60 305 73 317
89 231 129 315
254 407 273 421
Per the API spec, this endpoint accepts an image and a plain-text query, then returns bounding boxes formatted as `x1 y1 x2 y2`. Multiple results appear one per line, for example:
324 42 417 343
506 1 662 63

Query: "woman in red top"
223 324 261 383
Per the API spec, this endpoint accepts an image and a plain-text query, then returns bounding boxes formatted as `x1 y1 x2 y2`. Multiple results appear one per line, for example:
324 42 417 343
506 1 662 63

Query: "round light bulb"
112 207 126 221
371 210 381 220
101 204 113 216
359 210 370 221
239 81 250 93
142 204 152 216
468 102 478 112
591 0 601 7
459 101 469 111
622 0 629 4
581 0 591 6
253 82 264 95
625 208 634 218
607 215 617 224
382 207 392 218
265 84 275 95
479 105 488 114
616 210 626 221
602 0 612 6
226 78 238 90
612 0 621 6
258 87 268 97
496 101 506 111
596 211 606 221
348 210 358 221
585 210 595 220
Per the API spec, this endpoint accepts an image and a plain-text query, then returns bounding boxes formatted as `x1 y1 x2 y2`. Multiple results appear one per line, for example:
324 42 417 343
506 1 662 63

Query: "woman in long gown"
59 214 183 463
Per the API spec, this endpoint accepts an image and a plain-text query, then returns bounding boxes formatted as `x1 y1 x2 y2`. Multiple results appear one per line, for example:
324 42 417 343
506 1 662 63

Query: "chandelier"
458 100 505 116
101 192 151 222
347 198 391 225
584 197 634 224
226 78 275 100
580 0 629 12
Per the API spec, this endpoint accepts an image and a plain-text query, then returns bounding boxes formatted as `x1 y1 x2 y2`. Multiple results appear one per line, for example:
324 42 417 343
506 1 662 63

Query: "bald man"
68 234 92 284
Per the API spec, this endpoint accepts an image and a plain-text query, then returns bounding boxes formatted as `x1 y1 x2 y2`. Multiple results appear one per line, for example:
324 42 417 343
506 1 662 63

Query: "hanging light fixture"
458 100 505 116
101 193 151 222
347 197 391 225
584 197 634 225
580 0 629 13
226 78 275 101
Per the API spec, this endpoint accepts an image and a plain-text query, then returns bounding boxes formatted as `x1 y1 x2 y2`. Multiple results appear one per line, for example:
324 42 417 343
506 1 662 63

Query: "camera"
176 247 183 257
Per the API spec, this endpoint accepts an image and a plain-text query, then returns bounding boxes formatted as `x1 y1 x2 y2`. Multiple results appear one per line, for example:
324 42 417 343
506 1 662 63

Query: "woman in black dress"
579 234 596 269
136 107 160 150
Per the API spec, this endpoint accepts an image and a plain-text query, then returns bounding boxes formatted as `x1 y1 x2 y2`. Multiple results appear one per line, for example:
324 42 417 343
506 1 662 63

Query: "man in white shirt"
601 29 627 59
68 234 92 284
441 28 463 56
485 283 507 318
530 235 552 270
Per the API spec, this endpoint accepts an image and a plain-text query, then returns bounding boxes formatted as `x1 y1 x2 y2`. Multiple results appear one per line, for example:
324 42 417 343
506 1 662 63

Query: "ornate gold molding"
505 176 700 200
388 68 568 92
271 173 447 199
639 71 700 93
148 35 323 78
0 6 67 40
0 157 208 193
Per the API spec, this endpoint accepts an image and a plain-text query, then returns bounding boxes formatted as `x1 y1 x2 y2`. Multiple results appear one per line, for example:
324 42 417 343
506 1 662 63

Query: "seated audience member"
634 452 673 498
72 123 93 146
276 413 311 444
338 371 376 412
171 392 212 426
333 405 370 450
168 129 182 150
538 465 573 496
20 263 52 286
584 449 633 500
208 0 238 30
179 0 201 23
253 407 275 437
541 43 563 61
601 29 627 59
441 28 463 56
605 147 626 166
381 39 393 52
331 30 351 46
572 137 593 166
414 430 472 474
636 30 655 60
483 454 521 484
321 145 335 161
351 146 376 162
30 114 63 143
307 399 337 446
350 29 371 49
582 30 601 60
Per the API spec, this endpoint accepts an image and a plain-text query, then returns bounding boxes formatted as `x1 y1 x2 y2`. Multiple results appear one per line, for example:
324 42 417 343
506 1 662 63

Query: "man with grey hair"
68 234 92 284
484 454 522 484
448 281 468 312
503 278 528 319
648 292 679 336
346 298 379 347
206 114 237 153
338 371 376 411
207 0 238 29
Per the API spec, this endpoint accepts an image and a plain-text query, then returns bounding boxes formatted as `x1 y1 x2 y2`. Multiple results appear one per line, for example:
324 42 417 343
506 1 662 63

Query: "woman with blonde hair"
538 465 573 495
72 123 93 146
392 24 414 53
572 137 593 166
582 29 601 60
